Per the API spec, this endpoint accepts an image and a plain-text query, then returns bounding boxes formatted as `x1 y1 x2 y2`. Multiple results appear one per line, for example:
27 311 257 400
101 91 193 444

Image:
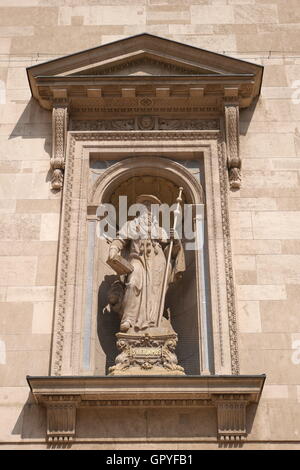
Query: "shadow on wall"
8 97 53 183
97 274 120 375
12 392 46 441
239 96 259 136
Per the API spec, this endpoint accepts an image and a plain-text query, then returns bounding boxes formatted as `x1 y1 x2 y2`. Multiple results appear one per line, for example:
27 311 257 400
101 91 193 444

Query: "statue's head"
136 194 162 212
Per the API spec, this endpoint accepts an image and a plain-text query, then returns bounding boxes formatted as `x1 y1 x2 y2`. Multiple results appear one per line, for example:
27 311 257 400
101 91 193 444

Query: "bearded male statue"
107 194 185 333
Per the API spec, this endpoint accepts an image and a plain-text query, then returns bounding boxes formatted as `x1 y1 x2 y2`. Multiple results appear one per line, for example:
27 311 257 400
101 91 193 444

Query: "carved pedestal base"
109 330 185 376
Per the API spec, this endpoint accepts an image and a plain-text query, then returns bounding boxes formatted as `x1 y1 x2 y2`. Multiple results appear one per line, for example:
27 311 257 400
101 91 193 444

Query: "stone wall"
0 0 300 449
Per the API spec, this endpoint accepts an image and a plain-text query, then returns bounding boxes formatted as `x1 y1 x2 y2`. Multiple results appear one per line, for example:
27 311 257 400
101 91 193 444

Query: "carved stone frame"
50 129 239 377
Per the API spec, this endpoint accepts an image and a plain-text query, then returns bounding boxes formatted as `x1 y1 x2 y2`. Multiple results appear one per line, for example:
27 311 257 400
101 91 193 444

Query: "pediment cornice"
27 33 263 111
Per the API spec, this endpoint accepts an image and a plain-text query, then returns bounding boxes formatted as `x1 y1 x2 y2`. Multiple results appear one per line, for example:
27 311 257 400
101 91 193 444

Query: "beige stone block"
260 88 293 100
230 198 276 211
1 350 50 386
59 5 146 26
0 159 22 172
16 199 60 214
0 104 29 125
147 7 190 23
6 67 28 90
0 200 16 213
239 348 266 375
234 255 256 271
0 38 11 54
262 65 287 87
281 240 300 254
280 31 300 53
190 5 234 24
36 255 57 286
2 213 42 244
169 24 213 34
236 33 282 53
261 297 300 332
241 159 271 171
277 0 300 24
232 240 281 255
259 333 291 350
271 158 300 170
0 302 33 334
297 386 300 403
234 4 278 23
231 211 253 239
39 213 60 241
284 64 300 87
261 286 300 333
237 284 287 301
0 214 40 240
0 256 37 286
2 333 51 352
240 133 296 158
0 287 6 301
171 34 237 52
255 211 300 239
243 171 298 189
250 99 291 122
0 240 57 257
0 7 58 26
0 174 17 199
15 174 51 200
263 385 289 400
235 270 257 285
6 286 54 302
238 300 261 333
213 23 257 34
0 136 50 160
257 255 300 284
0 26 34 37
32 301 53 334
123 24 169 35
264 350 300 385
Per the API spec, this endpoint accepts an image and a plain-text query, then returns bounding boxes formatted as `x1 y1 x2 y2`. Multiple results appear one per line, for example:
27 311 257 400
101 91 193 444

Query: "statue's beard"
136 212 159 238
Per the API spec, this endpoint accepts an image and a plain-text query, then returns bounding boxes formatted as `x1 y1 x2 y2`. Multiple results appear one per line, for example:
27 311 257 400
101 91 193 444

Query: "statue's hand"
169 228 179 243
108 246 119 260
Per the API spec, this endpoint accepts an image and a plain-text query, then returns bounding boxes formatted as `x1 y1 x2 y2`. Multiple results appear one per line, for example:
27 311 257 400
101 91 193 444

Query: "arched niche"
88 156 210 376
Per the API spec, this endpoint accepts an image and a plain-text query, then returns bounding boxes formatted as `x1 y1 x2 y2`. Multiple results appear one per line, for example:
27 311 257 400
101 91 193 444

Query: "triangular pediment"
27 33 263 110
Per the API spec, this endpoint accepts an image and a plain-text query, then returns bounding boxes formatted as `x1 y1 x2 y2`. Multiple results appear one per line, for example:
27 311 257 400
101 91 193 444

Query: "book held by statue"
107 255 134 275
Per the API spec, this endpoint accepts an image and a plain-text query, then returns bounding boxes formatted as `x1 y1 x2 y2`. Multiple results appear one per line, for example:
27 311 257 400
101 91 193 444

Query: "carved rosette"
51 103 69 190
224 103 241 190
109 332 185 376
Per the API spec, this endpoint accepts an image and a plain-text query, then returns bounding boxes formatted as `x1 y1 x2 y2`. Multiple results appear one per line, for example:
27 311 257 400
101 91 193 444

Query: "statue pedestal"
109 326 185 376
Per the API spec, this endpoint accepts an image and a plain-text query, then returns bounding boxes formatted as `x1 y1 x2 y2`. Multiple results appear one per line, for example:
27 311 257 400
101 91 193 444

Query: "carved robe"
109 216 185 330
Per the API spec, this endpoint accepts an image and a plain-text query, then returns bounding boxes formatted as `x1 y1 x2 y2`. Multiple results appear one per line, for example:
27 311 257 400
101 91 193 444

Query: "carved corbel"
214 394 248 441
224 90 241 190
51 98 69 190
45 398 78 442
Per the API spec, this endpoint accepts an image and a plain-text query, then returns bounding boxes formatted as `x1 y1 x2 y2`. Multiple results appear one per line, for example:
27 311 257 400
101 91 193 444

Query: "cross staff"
156 187 183 327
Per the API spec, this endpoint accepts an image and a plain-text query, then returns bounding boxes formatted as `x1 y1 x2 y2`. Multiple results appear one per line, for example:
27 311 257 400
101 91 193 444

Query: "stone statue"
106 193 186 375
107 194 185 332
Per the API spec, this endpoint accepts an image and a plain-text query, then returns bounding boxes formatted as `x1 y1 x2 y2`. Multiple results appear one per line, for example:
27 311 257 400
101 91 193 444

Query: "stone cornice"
27 33 263 112
27 375 265 442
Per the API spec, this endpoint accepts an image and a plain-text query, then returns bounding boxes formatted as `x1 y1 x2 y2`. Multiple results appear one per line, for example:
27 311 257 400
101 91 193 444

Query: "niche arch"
89 156 210 376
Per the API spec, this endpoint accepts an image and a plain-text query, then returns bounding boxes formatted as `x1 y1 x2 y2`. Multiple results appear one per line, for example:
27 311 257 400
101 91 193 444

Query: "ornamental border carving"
51 130 239 376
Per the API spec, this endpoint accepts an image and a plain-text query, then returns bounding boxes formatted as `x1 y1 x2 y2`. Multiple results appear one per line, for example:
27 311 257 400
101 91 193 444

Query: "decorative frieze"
70 117 220 131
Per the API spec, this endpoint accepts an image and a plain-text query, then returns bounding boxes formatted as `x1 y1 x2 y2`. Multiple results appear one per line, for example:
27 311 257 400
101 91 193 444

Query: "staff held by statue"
157 186 183 327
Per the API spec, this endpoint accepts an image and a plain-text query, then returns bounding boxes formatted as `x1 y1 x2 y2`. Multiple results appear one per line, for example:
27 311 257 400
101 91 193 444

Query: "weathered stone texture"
0 0 299 450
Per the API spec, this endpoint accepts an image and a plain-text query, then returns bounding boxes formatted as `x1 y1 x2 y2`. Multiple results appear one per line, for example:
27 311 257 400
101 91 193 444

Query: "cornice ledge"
27 375 265 443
